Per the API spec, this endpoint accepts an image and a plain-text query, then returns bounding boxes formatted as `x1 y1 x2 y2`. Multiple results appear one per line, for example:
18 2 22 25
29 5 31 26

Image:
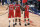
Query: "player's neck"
17 4 18 5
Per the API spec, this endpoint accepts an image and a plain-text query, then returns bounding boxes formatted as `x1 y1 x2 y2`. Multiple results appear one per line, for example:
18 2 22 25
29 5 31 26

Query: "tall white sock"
9 18 11 25
13 18 14 24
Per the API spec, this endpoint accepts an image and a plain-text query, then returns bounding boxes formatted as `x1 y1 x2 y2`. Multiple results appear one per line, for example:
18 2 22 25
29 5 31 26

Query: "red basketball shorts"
8 12 14 18
24 12 29 18
15 12 21 17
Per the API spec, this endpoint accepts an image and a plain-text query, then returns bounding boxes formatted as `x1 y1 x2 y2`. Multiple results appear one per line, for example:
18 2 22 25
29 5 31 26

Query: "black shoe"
25 24 27 26
19 23 21 26
13 24 15 27
27 23 30 25
15 23 17 25
8 25 10 27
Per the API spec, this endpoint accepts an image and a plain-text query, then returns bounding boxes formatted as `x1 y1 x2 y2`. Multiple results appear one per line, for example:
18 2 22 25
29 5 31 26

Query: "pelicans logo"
10 6 13 10
16 6 19 9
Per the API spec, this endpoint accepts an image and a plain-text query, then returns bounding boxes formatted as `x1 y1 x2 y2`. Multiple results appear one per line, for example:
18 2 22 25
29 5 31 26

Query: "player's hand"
32 11 34 14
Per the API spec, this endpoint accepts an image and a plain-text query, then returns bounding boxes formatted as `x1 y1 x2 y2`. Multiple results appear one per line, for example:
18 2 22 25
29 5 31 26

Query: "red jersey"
9 4 14 12
25 5 29 13
23 0 27 3
25 0 27 2
15 4 21 17
8 4 14 18
15 4 20 13
24 5 29 18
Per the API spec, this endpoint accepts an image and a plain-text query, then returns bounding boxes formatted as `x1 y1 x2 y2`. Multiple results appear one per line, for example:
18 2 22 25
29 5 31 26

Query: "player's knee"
24 18 26 21
19 18 21 22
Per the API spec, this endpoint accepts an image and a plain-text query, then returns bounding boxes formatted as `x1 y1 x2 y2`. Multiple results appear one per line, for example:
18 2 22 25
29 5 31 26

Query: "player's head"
10 3 13 5
24 2 28 5
16 1 18 4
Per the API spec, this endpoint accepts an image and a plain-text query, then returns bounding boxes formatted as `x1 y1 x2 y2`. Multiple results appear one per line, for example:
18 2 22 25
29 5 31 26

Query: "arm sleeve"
20 5 25 11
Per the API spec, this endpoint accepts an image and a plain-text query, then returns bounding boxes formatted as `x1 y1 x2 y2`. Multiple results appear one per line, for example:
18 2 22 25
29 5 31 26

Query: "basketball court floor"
0 5 40 27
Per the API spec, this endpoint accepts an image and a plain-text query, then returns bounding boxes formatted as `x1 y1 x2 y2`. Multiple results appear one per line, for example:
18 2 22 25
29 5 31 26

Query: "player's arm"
20 5 22 10
23 5 26 8
29 7 33 13
14 6 16 10
14 5 16 10
20 5 25 11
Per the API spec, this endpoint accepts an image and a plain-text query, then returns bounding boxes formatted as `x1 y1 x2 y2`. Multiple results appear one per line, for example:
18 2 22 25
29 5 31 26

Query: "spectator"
20 0 22 5
10 0 17 4
37 0 40 10
28 0 33 4
7 0 11 4
0 0 1 2
5 0 7 4
0 0 1 4
10 0 14 3
2 0 5 5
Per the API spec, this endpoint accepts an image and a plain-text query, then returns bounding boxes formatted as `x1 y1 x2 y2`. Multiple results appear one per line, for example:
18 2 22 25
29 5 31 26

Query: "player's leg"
15 17 17 25
13 18 15 27
27 18 30 25
19 13 21 26
21 11 23 14
15 13 17 25
27 12 30 25
8 18 11 27
8 13 11 27
19 17 21 26
24 13 27 26
12 13 15 27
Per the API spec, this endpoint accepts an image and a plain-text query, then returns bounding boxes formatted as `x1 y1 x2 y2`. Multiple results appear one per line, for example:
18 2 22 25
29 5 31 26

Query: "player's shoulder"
18 4 20 5
15 4 17 5
27 5 29 7
26 5 28 6
15 4 17 6
26 5 29 7
9 4 11 6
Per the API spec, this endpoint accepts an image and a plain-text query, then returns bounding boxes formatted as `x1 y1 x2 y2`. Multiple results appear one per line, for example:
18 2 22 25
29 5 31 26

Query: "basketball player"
14 1 22 26
23 3 32 26
7 3 15 27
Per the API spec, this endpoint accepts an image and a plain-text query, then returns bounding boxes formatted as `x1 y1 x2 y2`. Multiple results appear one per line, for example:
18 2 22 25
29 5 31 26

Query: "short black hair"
24 2 28 5
16 1 18 3
16 1 18 4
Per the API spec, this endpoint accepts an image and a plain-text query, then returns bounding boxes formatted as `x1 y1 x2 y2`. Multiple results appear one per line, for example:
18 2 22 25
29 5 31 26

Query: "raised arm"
20 5 25 11
29 7 34 13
